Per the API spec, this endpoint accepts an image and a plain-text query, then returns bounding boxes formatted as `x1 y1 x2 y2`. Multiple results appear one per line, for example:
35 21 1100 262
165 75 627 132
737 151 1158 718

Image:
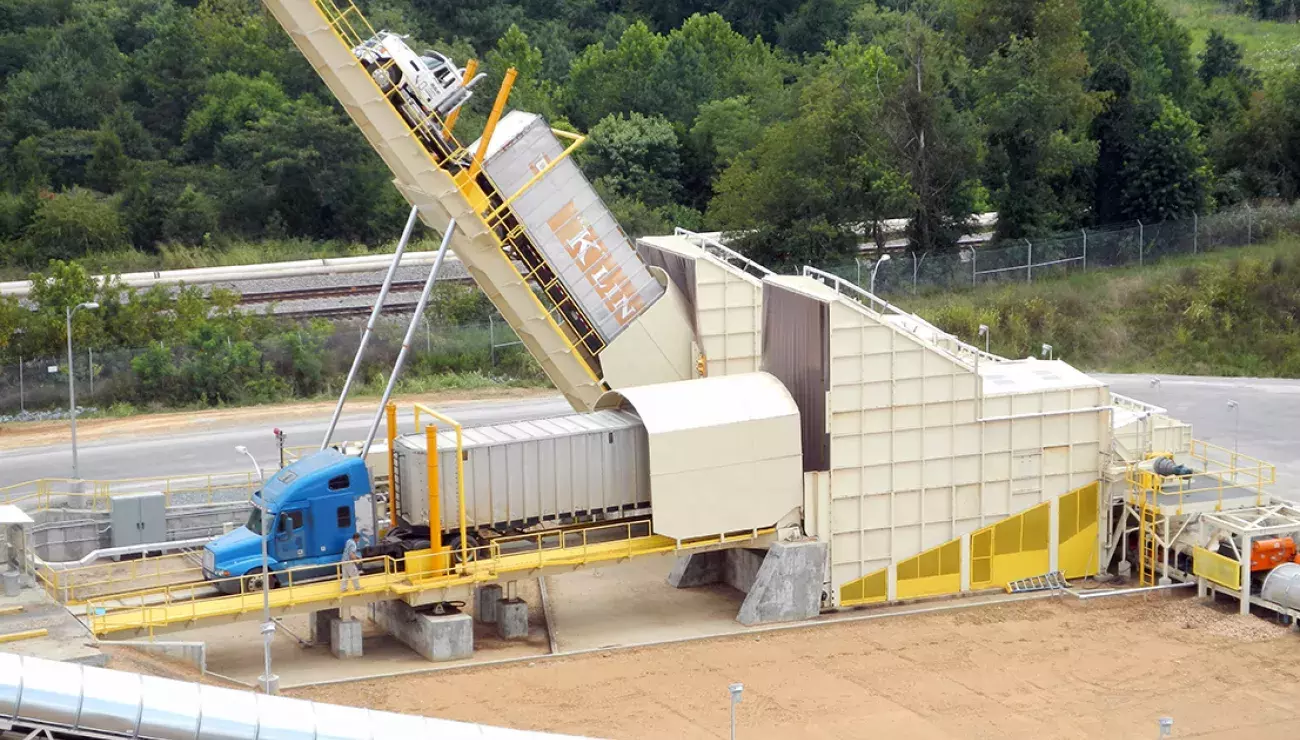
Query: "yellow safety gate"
839 482 1100 607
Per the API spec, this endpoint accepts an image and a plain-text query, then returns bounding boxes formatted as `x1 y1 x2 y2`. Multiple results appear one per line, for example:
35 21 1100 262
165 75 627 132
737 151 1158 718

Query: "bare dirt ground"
284 593 1300 739
0 387 549 450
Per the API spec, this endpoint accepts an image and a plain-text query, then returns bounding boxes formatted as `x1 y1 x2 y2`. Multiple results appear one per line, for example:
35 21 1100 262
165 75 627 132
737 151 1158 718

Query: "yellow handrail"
413 403 467 566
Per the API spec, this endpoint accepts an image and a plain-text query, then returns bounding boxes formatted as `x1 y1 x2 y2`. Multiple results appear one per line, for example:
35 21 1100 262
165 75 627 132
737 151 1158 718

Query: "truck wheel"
243 569 277 593
448 535 480 564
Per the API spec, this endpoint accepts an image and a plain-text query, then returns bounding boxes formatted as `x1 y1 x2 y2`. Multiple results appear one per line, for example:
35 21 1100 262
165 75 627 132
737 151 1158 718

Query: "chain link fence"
821 203 1300 296
0 314 536 416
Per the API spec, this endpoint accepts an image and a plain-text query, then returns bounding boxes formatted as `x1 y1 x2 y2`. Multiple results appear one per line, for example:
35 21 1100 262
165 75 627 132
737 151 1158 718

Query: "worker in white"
341 531 362 592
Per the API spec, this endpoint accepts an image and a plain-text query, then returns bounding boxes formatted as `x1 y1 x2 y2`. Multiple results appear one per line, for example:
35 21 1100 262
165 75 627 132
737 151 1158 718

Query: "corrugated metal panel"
605 372 804 540
477 111 664 343
788 276 1110 607
395 410 649 533
637 239 698 332
761 278 830 472
636 235 764 378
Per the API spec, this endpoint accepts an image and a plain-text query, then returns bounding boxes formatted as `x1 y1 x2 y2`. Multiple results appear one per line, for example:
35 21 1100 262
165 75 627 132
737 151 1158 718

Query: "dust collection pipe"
321 205 421 450
359 219 457 536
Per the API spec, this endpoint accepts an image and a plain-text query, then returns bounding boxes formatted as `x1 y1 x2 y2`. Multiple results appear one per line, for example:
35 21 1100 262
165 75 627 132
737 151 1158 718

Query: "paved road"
7 374 1300 496
1098 374 1300 492
2 395 572 486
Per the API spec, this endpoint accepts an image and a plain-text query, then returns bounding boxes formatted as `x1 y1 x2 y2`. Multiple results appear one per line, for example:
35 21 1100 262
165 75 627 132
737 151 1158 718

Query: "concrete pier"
329 617 363 659
669 540 828 626
475 584 502 624
309 608 340 646
372 599 473 662
496 598 528 640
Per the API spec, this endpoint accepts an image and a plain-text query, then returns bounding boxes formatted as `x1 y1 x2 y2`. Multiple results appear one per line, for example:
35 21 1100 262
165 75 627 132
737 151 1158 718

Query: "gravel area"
287 593 1300 739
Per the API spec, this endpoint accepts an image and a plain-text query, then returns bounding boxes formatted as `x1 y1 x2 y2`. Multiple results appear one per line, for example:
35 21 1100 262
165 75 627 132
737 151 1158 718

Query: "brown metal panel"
636 240 698 333
761 282 830 472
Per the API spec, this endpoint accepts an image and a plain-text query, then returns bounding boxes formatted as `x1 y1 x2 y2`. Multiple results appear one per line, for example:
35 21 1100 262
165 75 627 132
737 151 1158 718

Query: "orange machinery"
1250 537 1299 571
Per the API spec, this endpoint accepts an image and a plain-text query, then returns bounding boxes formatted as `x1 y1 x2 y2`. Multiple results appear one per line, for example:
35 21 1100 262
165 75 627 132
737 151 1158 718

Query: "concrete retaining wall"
29 502 249 562
118 641 207 672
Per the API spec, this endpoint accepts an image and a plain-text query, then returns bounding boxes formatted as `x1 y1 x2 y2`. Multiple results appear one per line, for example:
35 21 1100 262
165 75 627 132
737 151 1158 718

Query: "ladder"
1138 491 1161 587
1005 571 1068 594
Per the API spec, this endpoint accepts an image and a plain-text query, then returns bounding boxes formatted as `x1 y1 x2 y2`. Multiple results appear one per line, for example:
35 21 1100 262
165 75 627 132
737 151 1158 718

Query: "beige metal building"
758 270 1110 605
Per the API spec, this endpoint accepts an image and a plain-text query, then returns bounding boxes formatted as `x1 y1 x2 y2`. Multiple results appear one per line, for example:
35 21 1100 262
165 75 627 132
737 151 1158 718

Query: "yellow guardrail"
1126 439 1276 515
0 471 264 513
85 520 775 636
1193 546 1241 590
36 551 205 605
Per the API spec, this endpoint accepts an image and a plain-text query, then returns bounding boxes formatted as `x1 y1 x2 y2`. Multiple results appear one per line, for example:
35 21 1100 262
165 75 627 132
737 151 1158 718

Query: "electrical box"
110 492 167 548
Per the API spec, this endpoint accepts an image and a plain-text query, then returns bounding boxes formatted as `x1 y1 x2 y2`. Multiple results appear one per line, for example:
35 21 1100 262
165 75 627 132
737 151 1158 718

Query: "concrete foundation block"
475 584 503 624
310 608 341 645
667 551 723 587
2 570 20 597
372 599 473 662
329 617 363 659
496 598 528 640
737 540 828 626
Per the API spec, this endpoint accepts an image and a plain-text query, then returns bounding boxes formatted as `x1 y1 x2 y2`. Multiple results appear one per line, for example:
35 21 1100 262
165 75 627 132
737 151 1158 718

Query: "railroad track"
238 279 433 304
272 300 423 318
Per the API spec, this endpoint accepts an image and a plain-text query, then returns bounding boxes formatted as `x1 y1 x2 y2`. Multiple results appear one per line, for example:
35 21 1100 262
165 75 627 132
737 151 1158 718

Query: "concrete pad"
545 556 748 652
1 583 104 666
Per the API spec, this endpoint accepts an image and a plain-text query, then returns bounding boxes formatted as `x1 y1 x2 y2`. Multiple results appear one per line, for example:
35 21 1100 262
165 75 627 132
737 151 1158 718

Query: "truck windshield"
246 507 264 535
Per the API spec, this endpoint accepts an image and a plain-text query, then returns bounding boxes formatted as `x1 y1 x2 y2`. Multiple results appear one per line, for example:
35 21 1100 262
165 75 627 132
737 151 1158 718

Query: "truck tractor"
352 32 484 135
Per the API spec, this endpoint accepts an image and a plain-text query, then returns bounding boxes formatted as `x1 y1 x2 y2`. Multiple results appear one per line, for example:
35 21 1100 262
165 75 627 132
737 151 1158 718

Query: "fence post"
1193 212 1198 254
1026 240 1032 284
1138 220 1144 267
17 355 23 414
489 314 496 367
88 347 93 397
1246 204 1253 245
911 252 918 294
1081 229 1088 271
971 247 977 287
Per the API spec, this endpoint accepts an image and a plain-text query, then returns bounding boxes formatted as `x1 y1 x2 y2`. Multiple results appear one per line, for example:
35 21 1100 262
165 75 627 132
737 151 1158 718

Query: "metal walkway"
259 0 606 411
86 523 775 637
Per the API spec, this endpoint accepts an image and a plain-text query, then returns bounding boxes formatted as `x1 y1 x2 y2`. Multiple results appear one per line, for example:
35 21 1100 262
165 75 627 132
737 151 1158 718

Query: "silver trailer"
472 111 665 344
392 410 650 539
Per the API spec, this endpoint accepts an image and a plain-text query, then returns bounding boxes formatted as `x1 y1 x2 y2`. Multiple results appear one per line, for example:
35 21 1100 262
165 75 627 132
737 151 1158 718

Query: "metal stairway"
259 0 607 411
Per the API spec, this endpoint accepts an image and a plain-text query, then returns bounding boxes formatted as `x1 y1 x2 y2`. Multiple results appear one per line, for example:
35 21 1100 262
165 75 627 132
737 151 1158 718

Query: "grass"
908 236 1300 376
1159 0 1300 74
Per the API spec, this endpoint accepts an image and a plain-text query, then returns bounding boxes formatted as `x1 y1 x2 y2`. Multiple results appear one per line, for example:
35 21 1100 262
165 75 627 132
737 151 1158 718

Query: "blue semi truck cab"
203 450 373 593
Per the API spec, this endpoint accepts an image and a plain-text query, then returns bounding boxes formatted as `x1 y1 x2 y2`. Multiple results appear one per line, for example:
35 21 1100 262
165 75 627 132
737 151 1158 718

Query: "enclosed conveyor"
0 652 595 739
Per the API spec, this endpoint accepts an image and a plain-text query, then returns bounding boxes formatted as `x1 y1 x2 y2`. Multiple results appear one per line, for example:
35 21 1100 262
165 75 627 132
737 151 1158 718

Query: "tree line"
1 0 1299 273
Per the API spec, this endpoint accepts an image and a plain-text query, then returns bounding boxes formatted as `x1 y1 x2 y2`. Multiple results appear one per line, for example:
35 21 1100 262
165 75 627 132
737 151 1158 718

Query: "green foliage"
581 112 682 208
914 237 1300 376
1120 98 1211 220
24 188 127 261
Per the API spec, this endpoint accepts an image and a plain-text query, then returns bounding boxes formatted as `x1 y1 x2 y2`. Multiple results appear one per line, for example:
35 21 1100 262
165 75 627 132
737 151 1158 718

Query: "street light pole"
236 445 277 695
728 683 744 740
66 302 99 480
869 254 891 294
1227 400 1239 458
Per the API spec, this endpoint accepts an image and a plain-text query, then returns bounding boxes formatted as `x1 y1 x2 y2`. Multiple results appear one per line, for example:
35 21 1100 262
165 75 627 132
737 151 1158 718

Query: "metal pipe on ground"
359 219 458 536
321 205 420 451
